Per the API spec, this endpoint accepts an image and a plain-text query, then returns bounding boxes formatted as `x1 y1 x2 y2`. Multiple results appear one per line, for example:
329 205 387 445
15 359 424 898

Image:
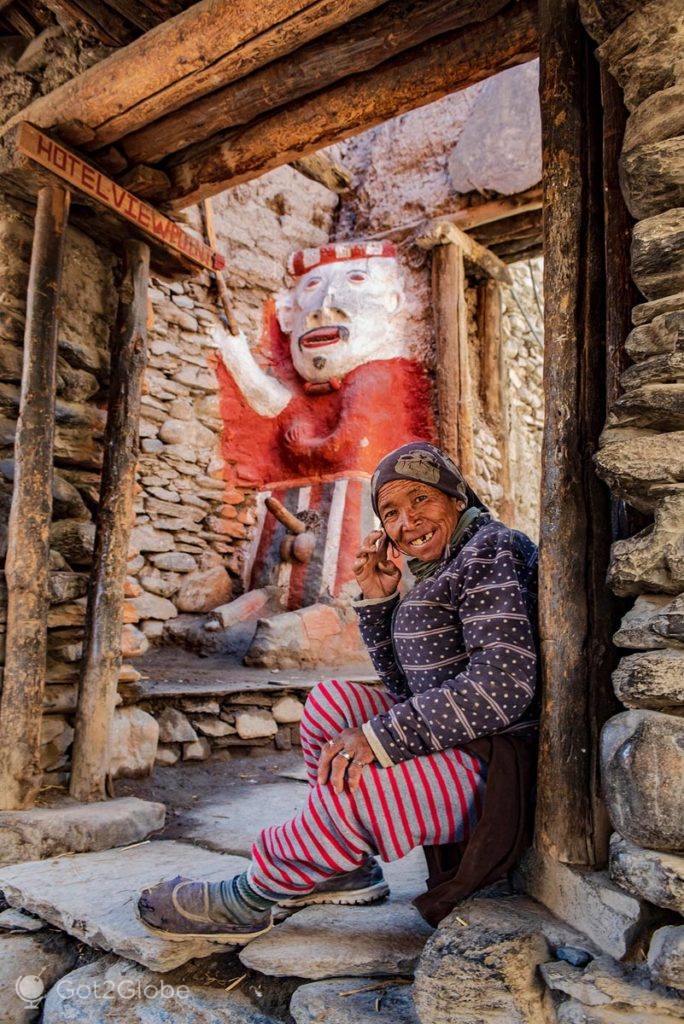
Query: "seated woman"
138 442 539 943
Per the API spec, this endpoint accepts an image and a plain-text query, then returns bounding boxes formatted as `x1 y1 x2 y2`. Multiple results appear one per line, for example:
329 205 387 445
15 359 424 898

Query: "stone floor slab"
0 841 249 972
180 782 308 857
240 902 434 980
0 797 166 866
290 977 419 1024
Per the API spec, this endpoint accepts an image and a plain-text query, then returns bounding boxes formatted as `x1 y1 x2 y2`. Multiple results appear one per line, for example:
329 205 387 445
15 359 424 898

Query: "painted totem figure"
213 240 434 610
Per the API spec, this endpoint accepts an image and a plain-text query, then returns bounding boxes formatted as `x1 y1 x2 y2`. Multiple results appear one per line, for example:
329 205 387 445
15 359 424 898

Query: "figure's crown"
287 240 396 278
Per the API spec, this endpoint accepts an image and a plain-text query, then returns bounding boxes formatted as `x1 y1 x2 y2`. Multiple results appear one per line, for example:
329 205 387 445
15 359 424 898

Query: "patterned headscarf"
371 442 487 518
371 443 489 580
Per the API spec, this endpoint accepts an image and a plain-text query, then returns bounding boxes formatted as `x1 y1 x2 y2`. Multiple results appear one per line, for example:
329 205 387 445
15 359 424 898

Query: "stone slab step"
0 840 249 972
290 978 419 1024
240 900 434 980
0 797 166 866
128 667 378 702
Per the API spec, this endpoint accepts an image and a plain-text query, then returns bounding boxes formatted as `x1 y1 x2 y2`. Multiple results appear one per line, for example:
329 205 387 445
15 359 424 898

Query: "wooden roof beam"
1 0 388 150
160 0 538 210
416 221 513 284
116 0 513 167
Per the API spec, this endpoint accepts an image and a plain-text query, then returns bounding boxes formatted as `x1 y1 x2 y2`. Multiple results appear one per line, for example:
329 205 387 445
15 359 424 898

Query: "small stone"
631 208 684 300
272 696 304 724
235 710 278 740
612 649 684 709
141 619 165 641
610 834 684 913
129 593 178 621
181 699 220 714
183 737 211 761
154 744 180 766
556 947 593 968
601 710 684 851
542 953 682 1014
129 525 174 554
139 567 181 599
205 588 271 630
193 715 235 738
156 707 197 744
109 707 159 780
49 520 96 566
290 978 419 1024
648 925 684 990
150 551 198 573
175 566 232 613
0 908 44 932
148 486 180 503
613 594 681 649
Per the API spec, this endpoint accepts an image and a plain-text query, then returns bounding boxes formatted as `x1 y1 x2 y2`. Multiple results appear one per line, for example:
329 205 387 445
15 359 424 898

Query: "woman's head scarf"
370 443 489 581
371 442 487 518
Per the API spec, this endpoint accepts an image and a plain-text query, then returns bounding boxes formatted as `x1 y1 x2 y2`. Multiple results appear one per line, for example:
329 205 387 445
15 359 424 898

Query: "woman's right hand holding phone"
353 530 402 599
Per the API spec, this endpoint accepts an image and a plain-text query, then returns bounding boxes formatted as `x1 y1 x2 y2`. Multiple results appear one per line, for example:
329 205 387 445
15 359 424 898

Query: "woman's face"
377 480 463 562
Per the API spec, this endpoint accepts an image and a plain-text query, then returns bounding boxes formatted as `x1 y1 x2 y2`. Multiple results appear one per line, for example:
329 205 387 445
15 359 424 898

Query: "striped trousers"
247 680 487 900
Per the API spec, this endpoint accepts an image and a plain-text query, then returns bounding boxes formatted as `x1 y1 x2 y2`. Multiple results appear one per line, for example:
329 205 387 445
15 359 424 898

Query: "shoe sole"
277 880 390 910
135 908 273 945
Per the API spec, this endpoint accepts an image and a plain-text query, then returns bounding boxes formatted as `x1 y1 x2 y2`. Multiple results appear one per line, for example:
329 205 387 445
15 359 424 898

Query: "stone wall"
586 0 683 993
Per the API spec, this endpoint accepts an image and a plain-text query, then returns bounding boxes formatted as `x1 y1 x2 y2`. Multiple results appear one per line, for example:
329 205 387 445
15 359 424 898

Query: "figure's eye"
303 277 321 290
347 271 367 284
383 509 397 521
413 494 428 504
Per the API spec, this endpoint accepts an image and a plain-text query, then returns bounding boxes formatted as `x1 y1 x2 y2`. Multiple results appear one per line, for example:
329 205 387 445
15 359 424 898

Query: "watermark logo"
15 973 46 1009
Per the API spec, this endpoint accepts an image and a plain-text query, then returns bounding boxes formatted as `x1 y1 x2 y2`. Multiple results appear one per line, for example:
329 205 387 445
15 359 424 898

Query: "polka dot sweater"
355 514 539 765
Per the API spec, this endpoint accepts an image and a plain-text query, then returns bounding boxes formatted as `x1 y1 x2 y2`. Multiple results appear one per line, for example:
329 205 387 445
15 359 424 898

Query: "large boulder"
108 707 159 780
0 931 77 1024
612 649 684 709
613 594 683 650
413 897 559 1024
610 833 684 913
175 567 232 614
648 925 684 990
601 710 684 851
631 209 684 300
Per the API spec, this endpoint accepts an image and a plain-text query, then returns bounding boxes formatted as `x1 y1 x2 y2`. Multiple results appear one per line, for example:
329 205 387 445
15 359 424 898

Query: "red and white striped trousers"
247 680 487 900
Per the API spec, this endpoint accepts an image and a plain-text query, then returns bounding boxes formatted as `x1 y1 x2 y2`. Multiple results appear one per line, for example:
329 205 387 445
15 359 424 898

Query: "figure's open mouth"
299 326 349 349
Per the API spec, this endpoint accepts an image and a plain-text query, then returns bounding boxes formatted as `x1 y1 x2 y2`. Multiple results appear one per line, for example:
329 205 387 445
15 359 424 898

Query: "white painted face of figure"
275 257 406 384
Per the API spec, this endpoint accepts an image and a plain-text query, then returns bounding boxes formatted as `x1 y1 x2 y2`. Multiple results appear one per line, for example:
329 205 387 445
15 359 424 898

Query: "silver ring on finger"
338 750 354 763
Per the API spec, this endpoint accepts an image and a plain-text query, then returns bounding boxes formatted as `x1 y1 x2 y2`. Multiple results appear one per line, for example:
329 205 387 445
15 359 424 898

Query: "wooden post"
201 197 239 335
535 0 617 866
431 243 476 478
477 279 514 523
69 240 150 803
0 186 70 810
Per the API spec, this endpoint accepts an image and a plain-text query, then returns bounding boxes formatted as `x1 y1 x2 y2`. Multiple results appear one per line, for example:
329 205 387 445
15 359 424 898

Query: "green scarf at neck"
407 506 482 583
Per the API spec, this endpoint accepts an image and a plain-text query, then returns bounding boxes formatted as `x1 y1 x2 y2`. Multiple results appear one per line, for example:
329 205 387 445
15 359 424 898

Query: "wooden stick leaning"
0 186 71 810
202 196 239 336
70 239 150 803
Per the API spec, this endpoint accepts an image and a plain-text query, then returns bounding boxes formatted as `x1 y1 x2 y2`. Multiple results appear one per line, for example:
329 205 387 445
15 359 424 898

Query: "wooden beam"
291 153 352 194
417 221 513 284
535 0 616 866
433 186 543 233
118 0 512 166
2 0 387 150
477 279 514 523
162 0 538 209
43 0 134 46
69 239 150 803
469 208 543 249
431 242 476 479
0 186 70 810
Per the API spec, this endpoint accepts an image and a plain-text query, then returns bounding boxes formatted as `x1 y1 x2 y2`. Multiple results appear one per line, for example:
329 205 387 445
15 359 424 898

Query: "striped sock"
207 872 276 926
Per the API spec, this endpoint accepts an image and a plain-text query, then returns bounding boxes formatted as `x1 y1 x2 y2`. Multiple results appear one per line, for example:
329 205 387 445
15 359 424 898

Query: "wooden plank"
477 279 514 523
0 186 70 810
69 240 150 803
43 0 134 45
431 243 476 479
163 0 538 209
118 0 511 166
417 220 513 284
2 0 387 150
291 153 352 194
535 0 616 867
11 123 223 274
438 186 543 232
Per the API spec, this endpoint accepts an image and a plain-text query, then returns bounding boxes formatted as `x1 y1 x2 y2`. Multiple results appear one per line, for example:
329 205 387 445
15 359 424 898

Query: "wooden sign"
16 123 225 274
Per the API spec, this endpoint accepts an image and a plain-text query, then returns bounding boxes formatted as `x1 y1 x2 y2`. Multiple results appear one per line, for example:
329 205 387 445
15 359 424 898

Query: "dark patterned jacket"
355 513 539 765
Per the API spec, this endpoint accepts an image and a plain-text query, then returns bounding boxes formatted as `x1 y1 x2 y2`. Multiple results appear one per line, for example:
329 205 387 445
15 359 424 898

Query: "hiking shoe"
277 859 389 910
137 875 272 944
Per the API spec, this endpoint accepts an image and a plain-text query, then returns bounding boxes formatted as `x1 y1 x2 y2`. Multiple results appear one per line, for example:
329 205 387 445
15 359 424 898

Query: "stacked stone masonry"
587 0 684 996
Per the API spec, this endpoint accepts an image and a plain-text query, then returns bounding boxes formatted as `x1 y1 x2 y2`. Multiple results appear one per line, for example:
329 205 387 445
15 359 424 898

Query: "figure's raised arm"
211 323 292 419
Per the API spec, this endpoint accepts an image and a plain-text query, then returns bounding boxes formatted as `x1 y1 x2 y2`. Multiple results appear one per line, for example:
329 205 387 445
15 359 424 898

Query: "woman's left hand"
318 727 375 794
